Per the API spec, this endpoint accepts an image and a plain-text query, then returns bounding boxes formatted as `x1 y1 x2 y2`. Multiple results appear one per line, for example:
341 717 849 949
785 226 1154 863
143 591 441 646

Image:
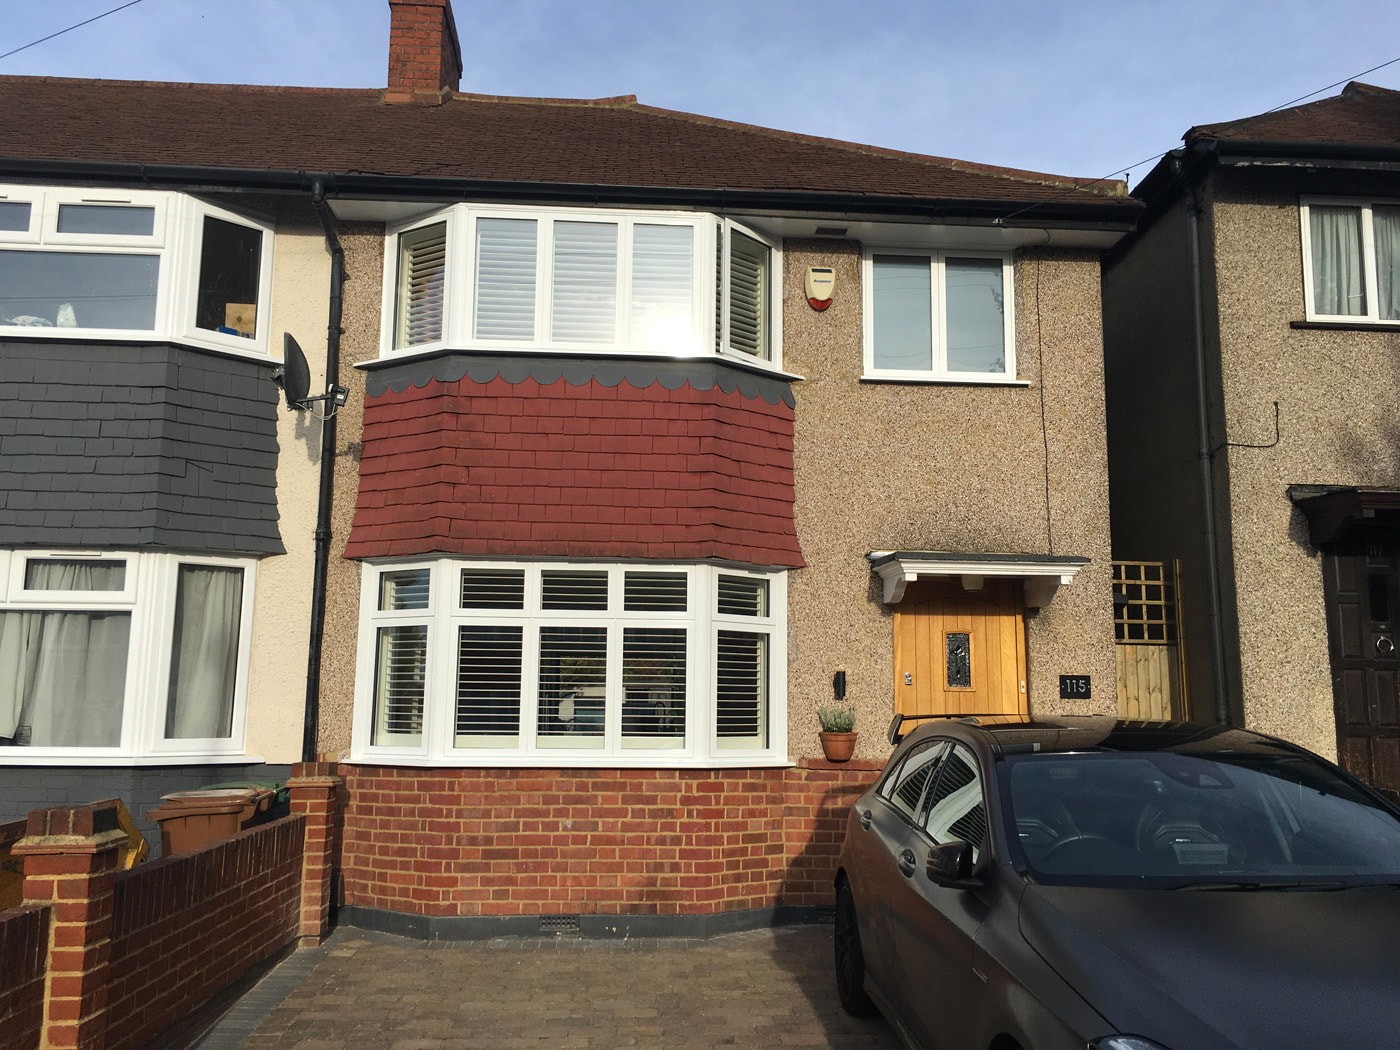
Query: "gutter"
302 180 345 764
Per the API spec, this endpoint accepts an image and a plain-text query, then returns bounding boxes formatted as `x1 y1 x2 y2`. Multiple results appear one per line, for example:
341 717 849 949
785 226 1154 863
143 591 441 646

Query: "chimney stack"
386 0 463 103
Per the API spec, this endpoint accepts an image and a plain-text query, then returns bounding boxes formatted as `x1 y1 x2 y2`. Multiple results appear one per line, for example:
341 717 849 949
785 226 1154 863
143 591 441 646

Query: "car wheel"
834 880 878 1017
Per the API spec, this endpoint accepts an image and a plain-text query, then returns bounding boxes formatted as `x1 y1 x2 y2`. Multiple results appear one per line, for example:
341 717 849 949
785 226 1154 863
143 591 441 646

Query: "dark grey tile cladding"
0 763 294 848
0 341 284 553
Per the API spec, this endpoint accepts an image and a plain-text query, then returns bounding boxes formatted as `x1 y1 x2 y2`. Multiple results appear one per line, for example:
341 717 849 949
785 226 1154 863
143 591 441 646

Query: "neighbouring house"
1 0 1139 927
1103 82 1400 795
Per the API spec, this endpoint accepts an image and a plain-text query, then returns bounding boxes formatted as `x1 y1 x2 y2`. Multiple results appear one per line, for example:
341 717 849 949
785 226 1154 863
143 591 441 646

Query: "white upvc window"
861 248 1016 382
352 560 788 767
382 204 781 367
0 185 275 356
0 550 256 763
1301 197 1400 324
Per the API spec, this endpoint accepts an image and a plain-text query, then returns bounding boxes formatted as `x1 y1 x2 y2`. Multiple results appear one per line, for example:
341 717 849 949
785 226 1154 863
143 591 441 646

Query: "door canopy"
868 551 1089 608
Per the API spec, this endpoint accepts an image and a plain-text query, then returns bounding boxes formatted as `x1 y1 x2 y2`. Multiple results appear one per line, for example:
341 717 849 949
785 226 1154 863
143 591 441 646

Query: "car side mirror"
926 839 983 889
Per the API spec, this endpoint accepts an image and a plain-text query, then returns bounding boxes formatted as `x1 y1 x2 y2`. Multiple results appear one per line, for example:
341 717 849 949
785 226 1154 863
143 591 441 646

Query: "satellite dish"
273 333 312 411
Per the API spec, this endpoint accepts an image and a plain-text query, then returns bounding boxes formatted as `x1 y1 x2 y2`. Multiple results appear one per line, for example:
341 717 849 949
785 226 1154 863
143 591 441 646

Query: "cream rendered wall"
1209 171 1400 758
783 239 1117 760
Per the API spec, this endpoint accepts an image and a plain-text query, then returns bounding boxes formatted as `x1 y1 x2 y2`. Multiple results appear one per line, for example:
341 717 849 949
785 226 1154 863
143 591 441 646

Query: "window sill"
859 373 1030 387
1290 319 1400 332
0 329 275 363
363 344 803 382
344 753 794 770
0 753 262 768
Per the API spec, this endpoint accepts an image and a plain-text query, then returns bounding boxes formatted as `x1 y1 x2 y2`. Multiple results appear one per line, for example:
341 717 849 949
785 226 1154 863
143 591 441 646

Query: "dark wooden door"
1326 546 1400 798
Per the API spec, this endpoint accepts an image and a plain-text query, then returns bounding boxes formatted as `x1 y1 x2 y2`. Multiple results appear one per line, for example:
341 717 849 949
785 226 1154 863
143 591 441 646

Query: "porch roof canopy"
867 551 1089 607
1289 486 1400 547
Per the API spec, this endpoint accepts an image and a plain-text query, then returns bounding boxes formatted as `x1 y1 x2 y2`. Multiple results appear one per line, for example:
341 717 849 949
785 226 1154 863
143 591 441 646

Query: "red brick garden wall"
340 761 882 916
103 817 304 1050
0 904 47 1050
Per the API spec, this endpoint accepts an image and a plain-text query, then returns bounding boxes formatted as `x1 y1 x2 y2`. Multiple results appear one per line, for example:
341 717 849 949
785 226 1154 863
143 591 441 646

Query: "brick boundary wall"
0 904 48 1049
340 761 883 917
103 817 303 1050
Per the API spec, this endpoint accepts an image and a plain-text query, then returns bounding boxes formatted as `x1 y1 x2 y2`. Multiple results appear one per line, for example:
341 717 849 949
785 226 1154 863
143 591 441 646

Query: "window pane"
541 570 608 610
551 221 617 343
379 569 430 611
0 609 129 747
623 572 687 612
727 230 770 359
24 559 125 591
537 626 606 747
945 258 1006 373
165 565 243 739
887 742 944 820
872 255 932 371
1375 205 1400 321
717 575 767 617
56 204 154 237
460 568 525 610
373 624 426 746
455 624 522 746
716 630 766 748
923 744 985 862
393 222 447 348
1310 205 1366 316
0 201 31 232
196 217 262 338
475 217 537 341
631 224 693 347
0 250 158 330
946 632 972 689
622 627 686 748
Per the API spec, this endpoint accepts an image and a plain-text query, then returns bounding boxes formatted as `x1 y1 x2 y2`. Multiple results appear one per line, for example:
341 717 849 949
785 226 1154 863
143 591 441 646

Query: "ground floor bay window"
352 561 788 766
0 550 255 760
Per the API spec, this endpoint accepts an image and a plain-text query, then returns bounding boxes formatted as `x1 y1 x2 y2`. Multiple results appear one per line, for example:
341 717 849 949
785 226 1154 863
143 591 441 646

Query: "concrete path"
197 923 902 1049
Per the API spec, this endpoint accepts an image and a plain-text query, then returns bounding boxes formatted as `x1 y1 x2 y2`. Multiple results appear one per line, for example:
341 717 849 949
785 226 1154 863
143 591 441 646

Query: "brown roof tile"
1189 81 1400 148
0 75 1126 204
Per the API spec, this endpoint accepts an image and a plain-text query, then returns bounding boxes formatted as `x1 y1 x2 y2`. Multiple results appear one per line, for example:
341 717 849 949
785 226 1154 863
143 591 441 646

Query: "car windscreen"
1002 749 1400 888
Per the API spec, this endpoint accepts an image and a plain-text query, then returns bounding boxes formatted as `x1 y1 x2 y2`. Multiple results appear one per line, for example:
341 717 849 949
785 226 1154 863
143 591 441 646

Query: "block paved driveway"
199 923 902 1049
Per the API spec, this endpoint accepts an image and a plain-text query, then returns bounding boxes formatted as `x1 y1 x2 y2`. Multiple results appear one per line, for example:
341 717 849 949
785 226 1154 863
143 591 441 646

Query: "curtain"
1375 206 1400 321
1310 206 1365 316
165 565 243 739
0 560 129 747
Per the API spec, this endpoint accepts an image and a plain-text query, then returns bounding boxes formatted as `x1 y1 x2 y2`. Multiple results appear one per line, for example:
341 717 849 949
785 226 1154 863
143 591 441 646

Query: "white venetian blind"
373 624 427 746
715 630 766 747
536 626 607 748
630 224 693 348
394 223 447 348
727 230 770 359
551 221 618 343
475 217 538 341
622 627 686 748
455 625 523 746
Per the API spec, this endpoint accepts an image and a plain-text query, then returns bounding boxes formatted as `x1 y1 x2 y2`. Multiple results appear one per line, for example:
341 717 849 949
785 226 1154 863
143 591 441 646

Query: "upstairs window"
0 185 274 354
1302 198 1400 323
386 206 780 365
863 249 1016 382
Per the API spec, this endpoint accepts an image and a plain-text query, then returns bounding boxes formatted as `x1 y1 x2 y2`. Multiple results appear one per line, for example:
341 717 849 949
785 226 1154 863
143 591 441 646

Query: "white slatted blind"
537 626 607 746
622 627 686 748
455 624 523 745
474 217 537 341
394 223 447 348
717 575 767 617
541 570 609 610
460 568 525 609
727 230 770 359
373 624 427 746
551 221 617 343
623 571 688 612
379 568 430 611
715 630 766 747
630 224 693 348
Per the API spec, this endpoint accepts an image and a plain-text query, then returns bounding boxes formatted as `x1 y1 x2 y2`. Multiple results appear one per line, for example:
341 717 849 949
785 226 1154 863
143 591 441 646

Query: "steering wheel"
1135 806 1224 856
1040 832 1117 864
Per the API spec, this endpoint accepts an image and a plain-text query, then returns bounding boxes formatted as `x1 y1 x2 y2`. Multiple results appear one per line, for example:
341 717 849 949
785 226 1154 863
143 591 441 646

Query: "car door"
890 741 991 1050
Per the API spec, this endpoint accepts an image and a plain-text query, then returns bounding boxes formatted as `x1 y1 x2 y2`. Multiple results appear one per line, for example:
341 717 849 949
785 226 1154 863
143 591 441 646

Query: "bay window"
0 185 275 354
355 561 786 765
1302 198 1400 323
385 205 779 365
863 249 1016 382
0 550 256 761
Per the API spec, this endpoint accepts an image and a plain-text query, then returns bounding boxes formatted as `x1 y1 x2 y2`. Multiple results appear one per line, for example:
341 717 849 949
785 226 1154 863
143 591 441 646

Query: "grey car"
834 715 1400 1050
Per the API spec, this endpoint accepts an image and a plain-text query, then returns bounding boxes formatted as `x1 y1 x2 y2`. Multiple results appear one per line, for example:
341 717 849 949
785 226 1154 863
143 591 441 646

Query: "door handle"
859 810 873 831
898 849 917 878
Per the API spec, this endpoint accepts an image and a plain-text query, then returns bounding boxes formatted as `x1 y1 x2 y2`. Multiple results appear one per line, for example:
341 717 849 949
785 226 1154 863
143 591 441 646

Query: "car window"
881 740 948 821
922 742 986 862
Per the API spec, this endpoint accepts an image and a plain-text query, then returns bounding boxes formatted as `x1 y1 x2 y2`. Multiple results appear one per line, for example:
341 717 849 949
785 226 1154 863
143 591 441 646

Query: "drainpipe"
302 180 345 763
1182 172 1230 724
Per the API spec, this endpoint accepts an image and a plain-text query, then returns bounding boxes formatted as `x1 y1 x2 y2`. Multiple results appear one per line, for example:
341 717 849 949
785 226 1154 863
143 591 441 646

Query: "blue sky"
4 0 1398 187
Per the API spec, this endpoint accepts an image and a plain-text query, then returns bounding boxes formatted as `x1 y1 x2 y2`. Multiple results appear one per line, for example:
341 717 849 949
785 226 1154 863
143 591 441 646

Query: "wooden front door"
893 579 1027 717
1325 545 1400 799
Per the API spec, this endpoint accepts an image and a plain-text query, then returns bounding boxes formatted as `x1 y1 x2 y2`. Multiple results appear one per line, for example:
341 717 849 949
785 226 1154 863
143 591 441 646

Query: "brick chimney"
386 0 463 103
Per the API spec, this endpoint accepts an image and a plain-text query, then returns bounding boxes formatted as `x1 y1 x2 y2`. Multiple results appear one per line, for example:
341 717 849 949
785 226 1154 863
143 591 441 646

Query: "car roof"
893 714 1308 759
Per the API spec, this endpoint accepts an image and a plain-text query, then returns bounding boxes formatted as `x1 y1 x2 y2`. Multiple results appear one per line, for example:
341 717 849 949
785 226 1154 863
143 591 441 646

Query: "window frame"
0 184 276 356
1300 196 1400 325
861 247 1018 384
351 559 789 767
0 549 257 764
380 204 783 369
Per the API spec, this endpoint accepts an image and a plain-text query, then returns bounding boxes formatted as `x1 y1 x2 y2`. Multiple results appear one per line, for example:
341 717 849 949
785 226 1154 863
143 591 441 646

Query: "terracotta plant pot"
820 731 858 763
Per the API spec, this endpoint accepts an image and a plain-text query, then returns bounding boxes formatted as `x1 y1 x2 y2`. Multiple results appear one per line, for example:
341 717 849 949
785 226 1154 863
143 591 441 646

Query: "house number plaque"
1059 675 1091 700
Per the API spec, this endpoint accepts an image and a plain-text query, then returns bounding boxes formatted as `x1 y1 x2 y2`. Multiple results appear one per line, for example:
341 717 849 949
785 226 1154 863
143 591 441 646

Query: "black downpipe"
303 181 345 763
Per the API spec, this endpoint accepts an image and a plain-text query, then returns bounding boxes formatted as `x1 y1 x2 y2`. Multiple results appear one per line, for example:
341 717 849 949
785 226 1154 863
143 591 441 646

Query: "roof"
0 76 1133 216
1188 81 1400 149
895 714 1302 757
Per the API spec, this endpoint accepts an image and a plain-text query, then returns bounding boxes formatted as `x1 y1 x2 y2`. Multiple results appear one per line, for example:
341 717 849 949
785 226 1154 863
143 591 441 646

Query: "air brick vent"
540 915 581 935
